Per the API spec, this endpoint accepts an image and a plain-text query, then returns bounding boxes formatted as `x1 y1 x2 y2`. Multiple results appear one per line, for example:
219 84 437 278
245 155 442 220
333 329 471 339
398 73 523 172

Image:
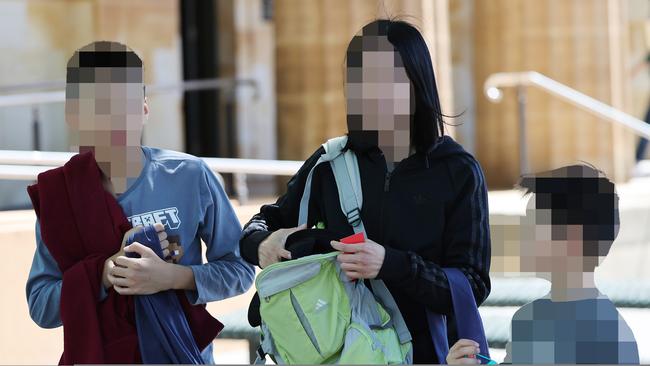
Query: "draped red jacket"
27 151 223 364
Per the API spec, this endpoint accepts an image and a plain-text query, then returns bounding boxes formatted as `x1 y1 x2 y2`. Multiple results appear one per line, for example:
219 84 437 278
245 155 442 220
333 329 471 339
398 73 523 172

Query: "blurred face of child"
519 196 598 276
65 68 145 150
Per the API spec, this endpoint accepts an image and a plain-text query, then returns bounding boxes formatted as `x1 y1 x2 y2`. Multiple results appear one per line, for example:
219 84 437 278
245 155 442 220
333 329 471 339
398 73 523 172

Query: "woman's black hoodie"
239 135 491 364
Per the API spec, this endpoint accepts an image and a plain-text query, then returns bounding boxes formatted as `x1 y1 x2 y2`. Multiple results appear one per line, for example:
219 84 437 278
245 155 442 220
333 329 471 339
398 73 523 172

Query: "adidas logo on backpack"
314 299 328 312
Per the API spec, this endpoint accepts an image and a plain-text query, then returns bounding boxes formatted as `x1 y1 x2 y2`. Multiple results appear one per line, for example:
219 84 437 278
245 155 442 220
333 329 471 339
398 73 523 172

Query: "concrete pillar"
221 0 278 196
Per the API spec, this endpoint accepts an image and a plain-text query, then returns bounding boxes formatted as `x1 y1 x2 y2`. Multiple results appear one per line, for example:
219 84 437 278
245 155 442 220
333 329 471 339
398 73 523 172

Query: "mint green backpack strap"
297 137 343 226
296 135 413 363
328 145 365 234
256 322 286 364
298 135 365 234
369 279 413 346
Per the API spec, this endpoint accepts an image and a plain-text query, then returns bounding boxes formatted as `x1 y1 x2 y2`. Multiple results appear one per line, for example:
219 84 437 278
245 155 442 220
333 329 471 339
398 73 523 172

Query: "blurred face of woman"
345 29 413 163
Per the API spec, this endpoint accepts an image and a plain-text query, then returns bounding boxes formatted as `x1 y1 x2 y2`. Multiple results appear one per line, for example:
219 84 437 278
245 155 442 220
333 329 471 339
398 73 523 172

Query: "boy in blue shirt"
447 164 639 364
25 41 254 363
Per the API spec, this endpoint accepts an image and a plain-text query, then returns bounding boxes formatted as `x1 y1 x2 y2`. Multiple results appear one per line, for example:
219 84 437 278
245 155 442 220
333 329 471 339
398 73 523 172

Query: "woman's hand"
258 224 306 268
447 339 481 364
331 238 385 280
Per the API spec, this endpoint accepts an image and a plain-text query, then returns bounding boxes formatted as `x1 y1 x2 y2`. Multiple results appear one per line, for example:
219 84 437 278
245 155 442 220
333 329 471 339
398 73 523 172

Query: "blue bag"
427 268 491 364
126 225 205 364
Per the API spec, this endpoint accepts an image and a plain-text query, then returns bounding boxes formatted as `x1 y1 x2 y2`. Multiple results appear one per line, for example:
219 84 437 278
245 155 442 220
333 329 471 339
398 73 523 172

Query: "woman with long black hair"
240 19 491 364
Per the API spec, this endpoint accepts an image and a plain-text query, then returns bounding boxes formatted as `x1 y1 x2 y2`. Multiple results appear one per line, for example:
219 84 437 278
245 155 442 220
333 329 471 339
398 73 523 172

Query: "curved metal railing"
484 71 650 174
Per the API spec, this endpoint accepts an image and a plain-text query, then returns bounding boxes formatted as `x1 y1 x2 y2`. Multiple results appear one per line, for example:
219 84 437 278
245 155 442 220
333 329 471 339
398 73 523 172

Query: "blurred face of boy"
66 81 145 147
519 198 591 275
65 51 148 195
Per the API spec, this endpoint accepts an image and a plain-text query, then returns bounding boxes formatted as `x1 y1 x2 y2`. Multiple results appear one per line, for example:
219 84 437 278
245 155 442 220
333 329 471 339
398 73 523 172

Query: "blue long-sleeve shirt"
25 146 255 363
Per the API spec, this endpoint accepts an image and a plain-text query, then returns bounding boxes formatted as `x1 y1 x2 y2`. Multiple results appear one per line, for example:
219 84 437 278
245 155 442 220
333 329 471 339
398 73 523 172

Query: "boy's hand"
447 339 481 364
102 223 170 293
101 225 141 289
109 242 173 295
331 239 385 280
258 224 306 268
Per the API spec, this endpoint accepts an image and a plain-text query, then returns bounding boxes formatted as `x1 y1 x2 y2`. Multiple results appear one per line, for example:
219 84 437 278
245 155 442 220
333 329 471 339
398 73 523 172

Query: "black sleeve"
376 155 491 315
239 147 326 266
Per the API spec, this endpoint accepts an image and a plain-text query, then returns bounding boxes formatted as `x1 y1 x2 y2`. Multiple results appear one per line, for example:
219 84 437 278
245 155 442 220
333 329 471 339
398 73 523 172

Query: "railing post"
234 172 249 205
31 106 41 151
517 86 528 175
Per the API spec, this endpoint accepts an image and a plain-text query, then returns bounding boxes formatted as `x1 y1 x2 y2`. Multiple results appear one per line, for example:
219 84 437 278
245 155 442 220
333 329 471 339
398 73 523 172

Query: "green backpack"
254 136 413 364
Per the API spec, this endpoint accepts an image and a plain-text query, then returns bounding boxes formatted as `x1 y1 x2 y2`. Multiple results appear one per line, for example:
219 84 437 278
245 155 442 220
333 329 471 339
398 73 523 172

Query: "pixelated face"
491 165 618 277
345 24 413 159
65 43 145 149
518 197 596 275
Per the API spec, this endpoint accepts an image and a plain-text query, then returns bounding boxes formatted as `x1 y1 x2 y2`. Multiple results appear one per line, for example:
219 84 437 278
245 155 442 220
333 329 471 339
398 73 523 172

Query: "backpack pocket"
260 287 323 363
338 322 408 365
372 327 407 364
258 255 351 364
287 259 350 360
338 323 386 364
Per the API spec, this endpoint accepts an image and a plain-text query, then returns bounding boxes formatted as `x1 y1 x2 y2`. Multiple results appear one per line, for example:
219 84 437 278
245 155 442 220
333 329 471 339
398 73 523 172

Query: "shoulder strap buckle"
345 207 362 227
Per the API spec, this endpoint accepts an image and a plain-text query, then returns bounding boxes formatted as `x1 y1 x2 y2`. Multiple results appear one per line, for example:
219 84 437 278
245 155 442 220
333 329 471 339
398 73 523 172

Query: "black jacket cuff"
376 245 411 281
239 230 272 267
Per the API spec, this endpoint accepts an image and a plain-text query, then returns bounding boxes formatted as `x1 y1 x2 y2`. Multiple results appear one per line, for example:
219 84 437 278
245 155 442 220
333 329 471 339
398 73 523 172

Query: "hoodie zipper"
384 171 392 192
380 167 393 245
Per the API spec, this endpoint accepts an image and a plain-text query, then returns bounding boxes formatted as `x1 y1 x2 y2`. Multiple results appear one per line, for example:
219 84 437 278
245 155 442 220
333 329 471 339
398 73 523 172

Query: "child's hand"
110 241 173 295
447 339 481 364
101 223 169 290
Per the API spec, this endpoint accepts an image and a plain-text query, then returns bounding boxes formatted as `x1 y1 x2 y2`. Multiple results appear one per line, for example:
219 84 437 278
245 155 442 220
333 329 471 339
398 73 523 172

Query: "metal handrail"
0 150 303 180
0 78 259 108
484 71 650 138
0 77 263 203
484 71 650 174
0 150 303 205
0 164 57 181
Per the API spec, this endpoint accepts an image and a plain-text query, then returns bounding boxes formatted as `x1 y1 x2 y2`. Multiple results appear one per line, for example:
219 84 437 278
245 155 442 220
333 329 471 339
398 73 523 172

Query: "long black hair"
346 19 446 153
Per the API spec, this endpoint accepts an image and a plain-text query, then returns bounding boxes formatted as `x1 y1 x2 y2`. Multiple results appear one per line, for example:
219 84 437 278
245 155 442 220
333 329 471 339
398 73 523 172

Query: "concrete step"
632 159 650 178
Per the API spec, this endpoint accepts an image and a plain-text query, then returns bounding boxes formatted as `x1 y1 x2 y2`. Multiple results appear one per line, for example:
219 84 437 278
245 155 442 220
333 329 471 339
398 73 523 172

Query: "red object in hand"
340 232 365 244
340 232 365 253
